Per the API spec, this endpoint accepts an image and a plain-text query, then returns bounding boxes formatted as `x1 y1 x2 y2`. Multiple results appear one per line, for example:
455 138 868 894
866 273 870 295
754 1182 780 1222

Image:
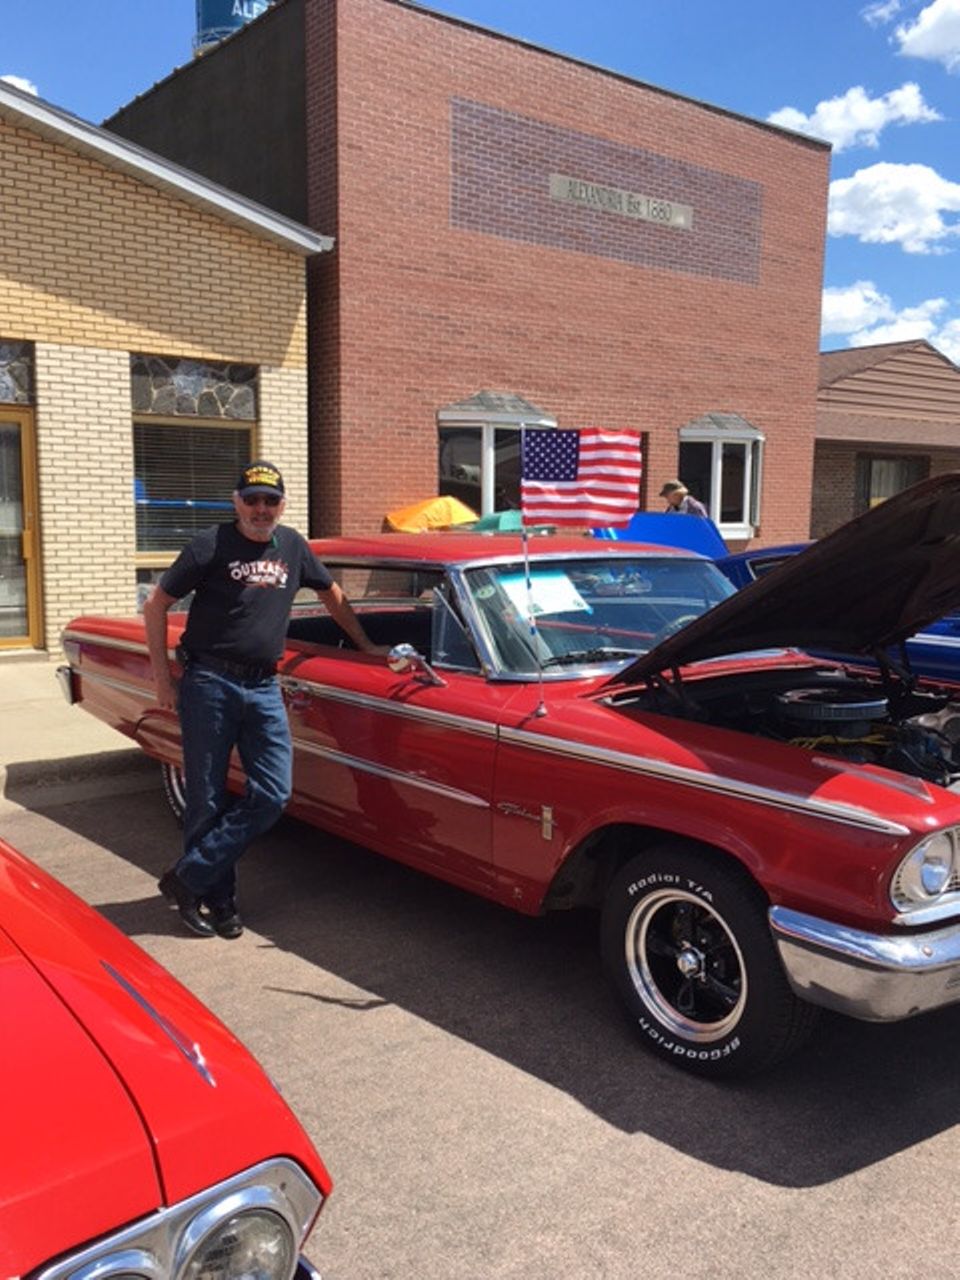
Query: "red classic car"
59 475 960 1078
0 833 331 1279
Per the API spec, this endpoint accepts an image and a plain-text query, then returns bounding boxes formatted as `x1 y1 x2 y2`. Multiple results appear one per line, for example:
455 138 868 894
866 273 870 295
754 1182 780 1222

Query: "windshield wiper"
541 647 640 668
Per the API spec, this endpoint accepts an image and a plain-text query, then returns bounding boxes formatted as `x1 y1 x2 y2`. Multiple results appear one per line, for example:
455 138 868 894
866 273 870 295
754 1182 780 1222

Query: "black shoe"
158 869 215 938
209 900 244 940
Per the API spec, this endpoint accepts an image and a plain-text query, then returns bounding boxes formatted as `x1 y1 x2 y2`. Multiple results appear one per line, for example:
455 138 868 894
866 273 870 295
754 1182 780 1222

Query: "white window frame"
437 407 557 516
679 419 765 541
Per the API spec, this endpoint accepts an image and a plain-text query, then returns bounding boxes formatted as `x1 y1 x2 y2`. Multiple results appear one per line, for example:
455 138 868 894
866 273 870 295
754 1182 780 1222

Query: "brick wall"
35 345 136 651
259 366 310 534
304 0 829 544
0 116 312 651
810 444 858 538
0 118 308 367
813 442 960 539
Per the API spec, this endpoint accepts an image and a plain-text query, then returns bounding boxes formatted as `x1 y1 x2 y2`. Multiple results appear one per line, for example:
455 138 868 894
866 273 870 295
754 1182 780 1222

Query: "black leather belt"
178 647 276 682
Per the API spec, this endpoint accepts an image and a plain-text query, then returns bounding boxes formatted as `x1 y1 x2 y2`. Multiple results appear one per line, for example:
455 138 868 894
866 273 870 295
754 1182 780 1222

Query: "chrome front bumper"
770 905 960 1022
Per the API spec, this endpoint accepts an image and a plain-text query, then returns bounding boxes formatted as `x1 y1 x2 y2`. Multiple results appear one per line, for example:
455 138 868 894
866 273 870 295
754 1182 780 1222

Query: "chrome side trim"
770 904 960 1021
281 678 497 739
102 961 216 1087
909 634 960 650
292 737 489 809
61 628 152 657
499 726 912 836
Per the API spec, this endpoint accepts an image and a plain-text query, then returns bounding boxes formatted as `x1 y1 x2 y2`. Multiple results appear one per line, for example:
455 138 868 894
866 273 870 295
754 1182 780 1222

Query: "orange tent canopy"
384 495 478 532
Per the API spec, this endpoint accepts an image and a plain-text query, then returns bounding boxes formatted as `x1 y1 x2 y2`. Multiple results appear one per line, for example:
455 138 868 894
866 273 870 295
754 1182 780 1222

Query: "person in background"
660 479 709 517
143 460 382 940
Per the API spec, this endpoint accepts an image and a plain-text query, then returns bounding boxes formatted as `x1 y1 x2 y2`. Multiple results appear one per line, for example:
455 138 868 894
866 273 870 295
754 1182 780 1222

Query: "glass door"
0 409 41 648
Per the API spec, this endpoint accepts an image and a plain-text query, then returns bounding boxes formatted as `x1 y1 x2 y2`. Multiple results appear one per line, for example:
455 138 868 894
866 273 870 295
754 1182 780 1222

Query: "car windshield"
461 555 735 675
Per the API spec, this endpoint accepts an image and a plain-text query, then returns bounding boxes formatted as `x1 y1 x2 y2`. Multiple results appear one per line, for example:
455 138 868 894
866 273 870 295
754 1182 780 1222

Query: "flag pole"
520 421 548 718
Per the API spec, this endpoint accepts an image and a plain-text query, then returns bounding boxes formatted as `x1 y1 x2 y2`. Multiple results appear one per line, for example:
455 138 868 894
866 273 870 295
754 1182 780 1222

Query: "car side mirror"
388 643 447 687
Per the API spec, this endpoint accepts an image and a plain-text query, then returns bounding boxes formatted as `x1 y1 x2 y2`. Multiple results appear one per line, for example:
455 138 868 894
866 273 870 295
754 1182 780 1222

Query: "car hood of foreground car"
0 837 327 1276
605 472 960 688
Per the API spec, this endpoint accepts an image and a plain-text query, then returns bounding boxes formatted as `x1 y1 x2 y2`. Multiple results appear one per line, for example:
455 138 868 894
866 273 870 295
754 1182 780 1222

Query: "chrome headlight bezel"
891 828 960 924
32 1158 323 1280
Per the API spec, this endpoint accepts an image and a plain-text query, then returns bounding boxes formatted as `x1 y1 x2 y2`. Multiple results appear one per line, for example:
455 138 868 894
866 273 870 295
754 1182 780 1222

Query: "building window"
0 340 34 405
437 393 556 516
438 426 525 514
855 454 928 512
134 420 252 555
131 355 257 580
678 414 765 540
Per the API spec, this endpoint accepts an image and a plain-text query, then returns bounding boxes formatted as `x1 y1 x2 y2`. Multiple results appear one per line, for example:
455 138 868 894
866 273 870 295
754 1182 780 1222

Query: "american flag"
521 428 642 528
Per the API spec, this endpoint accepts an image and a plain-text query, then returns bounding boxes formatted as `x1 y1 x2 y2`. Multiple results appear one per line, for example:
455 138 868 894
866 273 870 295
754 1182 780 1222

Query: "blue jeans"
175 663 292 908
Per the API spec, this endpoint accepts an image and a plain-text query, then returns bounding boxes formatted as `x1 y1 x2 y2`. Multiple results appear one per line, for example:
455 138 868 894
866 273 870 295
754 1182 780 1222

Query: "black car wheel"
601 843 819 1077
160 761 186 825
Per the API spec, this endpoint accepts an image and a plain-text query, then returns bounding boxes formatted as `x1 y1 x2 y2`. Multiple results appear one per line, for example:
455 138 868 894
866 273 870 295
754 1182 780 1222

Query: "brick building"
107 0 831 548
812 340 960 537
0 80 327 653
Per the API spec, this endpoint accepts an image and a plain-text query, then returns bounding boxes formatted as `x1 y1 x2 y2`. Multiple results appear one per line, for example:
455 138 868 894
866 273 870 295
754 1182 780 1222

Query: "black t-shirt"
160 522 334 665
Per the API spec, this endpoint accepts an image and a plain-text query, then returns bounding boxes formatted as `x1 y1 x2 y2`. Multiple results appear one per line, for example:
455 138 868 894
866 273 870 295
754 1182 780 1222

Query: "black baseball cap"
236 460 285 497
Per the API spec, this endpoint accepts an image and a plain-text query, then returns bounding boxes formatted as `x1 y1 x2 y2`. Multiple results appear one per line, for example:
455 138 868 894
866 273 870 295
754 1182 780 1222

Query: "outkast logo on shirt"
229 558 289 588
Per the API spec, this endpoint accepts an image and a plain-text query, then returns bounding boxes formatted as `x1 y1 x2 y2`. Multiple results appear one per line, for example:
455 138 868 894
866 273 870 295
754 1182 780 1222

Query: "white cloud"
895 0 960 72
932 317 960 362
0 75 38 96
822 280 899 333
767 82 940 150
821 280 960 361
862 0 904 25
828 161 960 253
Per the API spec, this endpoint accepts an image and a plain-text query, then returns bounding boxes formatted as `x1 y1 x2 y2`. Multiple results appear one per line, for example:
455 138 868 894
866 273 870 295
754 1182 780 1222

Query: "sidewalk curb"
0 748 157 805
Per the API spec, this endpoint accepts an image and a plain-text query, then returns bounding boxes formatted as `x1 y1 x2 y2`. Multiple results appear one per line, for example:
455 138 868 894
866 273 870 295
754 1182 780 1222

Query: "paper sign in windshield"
500 570 592 618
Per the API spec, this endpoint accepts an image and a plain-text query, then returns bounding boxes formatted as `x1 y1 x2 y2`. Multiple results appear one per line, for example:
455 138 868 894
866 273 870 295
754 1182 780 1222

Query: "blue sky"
3 0 960 360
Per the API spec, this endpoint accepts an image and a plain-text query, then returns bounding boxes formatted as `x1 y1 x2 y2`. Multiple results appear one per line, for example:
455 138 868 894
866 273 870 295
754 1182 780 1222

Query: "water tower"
194 0 275 56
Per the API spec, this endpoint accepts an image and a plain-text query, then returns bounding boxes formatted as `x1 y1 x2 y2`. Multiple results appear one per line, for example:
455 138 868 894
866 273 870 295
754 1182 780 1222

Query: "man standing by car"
660 479 709 517
144 460 381 940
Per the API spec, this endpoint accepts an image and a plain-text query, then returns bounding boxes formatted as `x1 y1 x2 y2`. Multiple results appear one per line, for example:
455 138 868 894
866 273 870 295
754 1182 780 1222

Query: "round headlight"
891 831 955 911
183 1209 295 1280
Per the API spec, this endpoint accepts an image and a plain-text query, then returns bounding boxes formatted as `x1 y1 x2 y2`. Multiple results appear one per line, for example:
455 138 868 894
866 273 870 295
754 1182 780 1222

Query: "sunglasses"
241 493 282 508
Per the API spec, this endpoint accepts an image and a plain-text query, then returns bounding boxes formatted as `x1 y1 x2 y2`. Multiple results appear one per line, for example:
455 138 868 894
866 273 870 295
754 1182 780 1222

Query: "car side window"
431 584 482 672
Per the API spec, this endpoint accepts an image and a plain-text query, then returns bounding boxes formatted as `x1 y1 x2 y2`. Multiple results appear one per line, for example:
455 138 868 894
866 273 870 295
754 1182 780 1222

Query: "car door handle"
280 678 312 710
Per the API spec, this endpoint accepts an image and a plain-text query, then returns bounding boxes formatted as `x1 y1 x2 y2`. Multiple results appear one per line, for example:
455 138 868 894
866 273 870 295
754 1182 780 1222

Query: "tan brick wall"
305 0 829 545
0 118 308 368
0 116 313 652
35 345 136 653
259 366 311 535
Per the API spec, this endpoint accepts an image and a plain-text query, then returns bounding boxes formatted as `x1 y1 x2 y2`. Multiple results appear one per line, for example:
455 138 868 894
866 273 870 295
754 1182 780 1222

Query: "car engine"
623 667 960 789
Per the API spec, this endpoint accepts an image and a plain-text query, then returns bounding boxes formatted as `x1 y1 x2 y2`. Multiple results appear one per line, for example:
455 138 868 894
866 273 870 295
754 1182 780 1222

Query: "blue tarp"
592 512 727 557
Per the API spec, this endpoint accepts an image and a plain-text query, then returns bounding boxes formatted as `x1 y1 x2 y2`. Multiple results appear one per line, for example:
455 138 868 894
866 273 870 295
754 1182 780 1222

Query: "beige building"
812 340 960 538
0 80 330 655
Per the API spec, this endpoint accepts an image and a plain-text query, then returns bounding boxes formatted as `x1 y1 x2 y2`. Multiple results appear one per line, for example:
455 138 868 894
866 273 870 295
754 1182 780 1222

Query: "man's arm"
317 581 385 655
143 585 179 708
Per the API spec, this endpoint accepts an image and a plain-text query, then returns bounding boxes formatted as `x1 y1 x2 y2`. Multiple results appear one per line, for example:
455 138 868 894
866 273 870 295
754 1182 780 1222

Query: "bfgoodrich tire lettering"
160 760 186 825
601 843 819 1077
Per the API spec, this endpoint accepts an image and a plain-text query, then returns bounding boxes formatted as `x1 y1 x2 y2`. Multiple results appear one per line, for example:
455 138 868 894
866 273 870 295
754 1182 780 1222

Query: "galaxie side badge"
497 801 555 840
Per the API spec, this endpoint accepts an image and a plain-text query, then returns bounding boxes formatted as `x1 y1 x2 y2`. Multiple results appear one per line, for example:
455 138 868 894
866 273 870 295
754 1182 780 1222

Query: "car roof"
307 532 704 565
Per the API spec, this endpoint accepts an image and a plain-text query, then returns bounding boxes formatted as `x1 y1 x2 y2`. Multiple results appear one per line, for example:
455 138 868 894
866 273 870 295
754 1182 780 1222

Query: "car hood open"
605 473 960 688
